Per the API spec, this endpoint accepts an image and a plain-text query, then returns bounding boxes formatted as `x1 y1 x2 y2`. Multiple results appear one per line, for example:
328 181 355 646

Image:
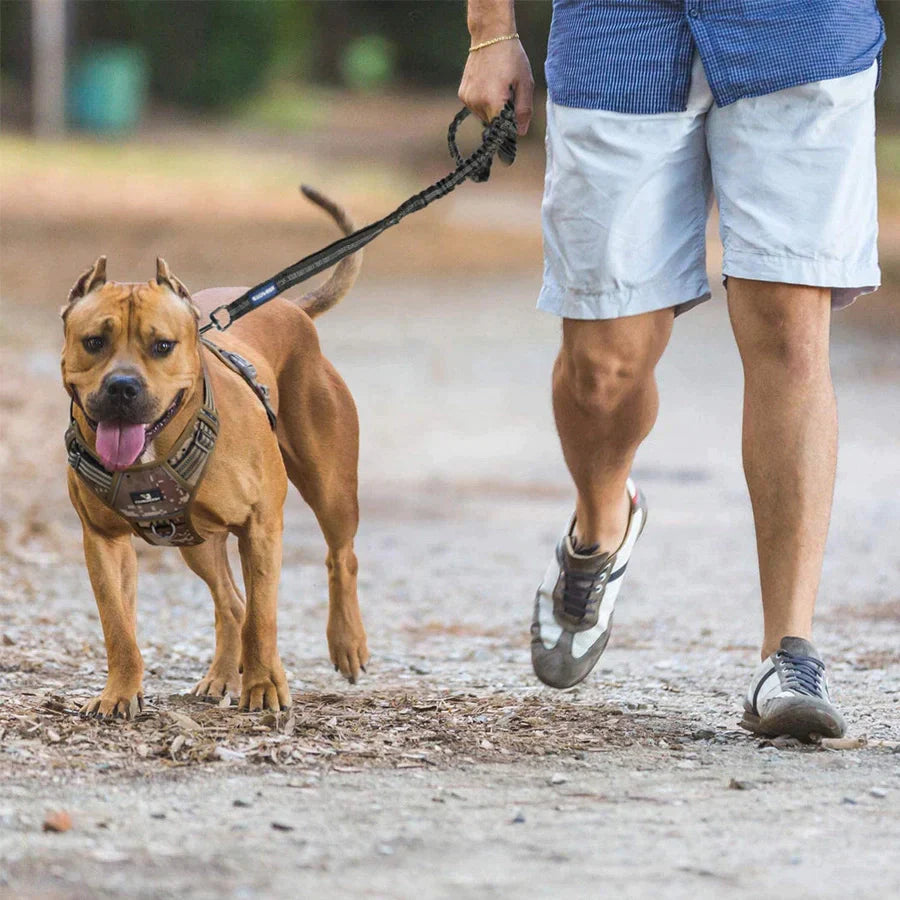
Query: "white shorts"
538 56 881 320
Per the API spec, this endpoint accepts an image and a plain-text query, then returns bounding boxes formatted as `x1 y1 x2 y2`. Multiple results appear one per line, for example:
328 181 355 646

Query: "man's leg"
727 278 836 659
531 309 672 688
552 311 673 551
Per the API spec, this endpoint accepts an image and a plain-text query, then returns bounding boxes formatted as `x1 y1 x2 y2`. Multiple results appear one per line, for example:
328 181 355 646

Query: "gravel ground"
1 249 899 895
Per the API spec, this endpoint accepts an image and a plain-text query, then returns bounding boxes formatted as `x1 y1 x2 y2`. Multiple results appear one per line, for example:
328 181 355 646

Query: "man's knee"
558 314 671 416
728 279 831 379
564 347 645 413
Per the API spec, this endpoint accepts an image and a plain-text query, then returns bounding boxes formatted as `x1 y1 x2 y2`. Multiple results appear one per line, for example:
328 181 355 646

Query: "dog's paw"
80 690 144 721
239 662 292 712
327 628 370 686
190 666 241 701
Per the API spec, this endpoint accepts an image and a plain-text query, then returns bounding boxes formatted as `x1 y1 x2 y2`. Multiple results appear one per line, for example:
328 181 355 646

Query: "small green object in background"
68 45 149 134
339 35 396 92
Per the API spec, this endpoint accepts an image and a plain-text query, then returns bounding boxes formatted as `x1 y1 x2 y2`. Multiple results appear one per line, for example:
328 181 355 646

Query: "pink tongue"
96 421 147 470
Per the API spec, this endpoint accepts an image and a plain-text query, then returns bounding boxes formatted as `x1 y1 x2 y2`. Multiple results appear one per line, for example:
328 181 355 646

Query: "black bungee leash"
199 101 518 336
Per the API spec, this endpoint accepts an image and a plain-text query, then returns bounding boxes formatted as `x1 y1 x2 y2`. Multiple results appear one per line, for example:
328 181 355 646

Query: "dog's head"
61 257 202 471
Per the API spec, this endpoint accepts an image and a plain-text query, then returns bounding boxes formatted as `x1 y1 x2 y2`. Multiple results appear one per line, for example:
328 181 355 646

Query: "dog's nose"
105 374 142 402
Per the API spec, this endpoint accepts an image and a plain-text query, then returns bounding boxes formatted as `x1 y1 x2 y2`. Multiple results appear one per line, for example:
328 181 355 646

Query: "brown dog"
61 189 368 718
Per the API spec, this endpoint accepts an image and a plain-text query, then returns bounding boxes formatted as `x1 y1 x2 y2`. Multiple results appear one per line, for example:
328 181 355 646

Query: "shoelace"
775 650 825 696
562 562 612 620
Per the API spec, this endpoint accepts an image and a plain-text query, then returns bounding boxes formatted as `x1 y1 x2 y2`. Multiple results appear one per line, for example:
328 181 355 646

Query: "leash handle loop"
447 100 517 183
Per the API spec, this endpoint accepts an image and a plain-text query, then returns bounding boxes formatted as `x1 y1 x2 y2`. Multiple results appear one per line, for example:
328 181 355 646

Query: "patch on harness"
131 488 164 505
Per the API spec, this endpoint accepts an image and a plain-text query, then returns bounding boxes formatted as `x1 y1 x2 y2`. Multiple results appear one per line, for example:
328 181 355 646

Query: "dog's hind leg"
181 534 245 700
277 359 369 684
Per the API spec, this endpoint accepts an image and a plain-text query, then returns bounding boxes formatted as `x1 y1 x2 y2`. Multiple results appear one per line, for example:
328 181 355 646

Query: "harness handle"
199 101 518 336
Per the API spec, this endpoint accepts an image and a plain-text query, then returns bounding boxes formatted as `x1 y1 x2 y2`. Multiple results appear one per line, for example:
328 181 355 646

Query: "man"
459 0 885 740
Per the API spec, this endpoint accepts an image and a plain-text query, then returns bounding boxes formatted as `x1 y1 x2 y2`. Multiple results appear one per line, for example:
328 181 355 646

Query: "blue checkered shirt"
546 0 886 113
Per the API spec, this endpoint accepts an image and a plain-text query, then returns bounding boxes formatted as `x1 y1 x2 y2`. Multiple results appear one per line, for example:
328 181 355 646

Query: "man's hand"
458 3 534 135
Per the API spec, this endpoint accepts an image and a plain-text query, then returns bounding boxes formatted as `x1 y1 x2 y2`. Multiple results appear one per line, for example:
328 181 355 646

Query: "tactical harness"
65 340 276 547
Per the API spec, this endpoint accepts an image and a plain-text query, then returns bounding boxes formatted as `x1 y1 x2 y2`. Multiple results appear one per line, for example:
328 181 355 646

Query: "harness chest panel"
65 341 276 548
66 376 218 546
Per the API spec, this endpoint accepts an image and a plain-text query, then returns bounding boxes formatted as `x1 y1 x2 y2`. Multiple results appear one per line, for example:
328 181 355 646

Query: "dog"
60 187 368 718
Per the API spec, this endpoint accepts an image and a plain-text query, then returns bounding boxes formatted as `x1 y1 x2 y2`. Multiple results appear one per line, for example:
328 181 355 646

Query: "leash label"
131 488 164 505
249 282 277 305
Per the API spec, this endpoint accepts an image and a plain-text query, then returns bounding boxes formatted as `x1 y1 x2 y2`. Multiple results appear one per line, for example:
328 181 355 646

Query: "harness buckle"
68 442 83 469
208 305 233 332
195 423 216 451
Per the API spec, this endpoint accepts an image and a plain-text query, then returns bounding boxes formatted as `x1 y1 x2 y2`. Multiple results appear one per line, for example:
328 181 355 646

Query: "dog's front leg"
181 536 245 700
236 509 292 712
80 527 144 719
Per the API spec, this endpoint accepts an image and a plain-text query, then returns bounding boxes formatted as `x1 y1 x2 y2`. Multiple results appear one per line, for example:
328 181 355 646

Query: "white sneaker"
530 479 647 689
742 636 846 740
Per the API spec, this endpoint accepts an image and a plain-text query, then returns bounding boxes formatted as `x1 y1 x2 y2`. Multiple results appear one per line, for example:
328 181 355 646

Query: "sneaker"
742 636 846 740
531 479 647 689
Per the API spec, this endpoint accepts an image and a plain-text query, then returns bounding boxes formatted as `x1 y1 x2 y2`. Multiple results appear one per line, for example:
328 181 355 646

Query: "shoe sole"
531 615 614 689
741 698 846 742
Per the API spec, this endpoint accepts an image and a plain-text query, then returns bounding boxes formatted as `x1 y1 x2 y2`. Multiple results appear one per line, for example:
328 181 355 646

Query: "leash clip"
207 305 233 332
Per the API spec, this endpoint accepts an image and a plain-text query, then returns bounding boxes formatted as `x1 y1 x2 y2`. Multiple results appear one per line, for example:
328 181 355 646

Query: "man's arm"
458 0 534 135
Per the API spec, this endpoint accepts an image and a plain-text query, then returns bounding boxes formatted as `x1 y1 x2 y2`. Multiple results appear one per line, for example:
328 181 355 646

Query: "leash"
199 102 518 335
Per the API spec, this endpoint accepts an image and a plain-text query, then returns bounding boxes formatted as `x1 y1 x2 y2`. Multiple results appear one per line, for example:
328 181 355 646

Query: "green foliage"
340 35 397 91
122 0 280 110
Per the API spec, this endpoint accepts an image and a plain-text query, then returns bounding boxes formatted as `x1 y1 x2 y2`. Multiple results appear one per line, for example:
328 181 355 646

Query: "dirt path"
1 254 898 897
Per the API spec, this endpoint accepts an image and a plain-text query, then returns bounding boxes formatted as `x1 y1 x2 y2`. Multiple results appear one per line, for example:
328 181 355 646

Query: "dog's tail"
295 185 363 319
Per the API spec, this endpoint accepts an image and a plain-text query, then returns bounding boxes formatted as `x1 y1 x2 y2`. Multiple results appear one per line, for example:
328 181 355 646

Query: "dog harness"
65 340 276 547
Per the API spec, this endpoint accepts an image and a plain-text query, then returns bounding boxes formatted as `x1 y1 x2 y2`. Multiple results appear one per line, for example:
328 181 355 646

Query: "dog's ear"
156 257 200 320
67 256 107 306
156 257 192 300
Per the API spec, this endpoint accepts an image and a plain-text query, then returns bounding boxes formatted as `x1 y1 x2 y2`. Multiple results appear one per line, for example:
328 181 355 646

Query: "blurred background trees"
0 1 894 133
0 1 552 130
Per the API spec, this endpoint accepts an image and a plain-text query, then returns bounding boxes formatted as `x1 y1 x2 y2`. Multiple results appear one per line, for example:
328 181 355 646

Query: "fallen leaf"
43 810 72 833
215 746 246 762
728 778 757 790
165 711 201 732
819 736 867 751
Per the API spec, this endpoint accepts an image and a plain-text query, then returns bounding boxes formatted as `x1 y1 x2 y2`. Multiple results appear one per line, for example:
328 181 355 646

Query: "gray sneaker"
531 479 647 689
742 636 846 740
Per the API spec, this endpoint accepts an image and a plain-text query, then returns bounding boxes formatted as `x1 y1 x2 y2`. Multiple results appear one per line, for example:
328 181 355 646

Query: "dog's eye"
82 336 106 354
151 340 177 358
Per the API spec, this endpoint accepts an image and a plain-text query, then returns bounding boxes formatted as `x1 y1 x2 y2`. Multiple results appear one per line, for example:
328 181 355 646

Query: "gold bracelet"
468 32 519 53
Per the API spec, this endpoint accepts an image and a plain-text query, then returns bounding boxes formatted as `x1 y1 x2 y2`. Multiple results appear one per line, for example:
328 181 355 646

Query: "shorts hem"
722 251 881 309
537 281 712 320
